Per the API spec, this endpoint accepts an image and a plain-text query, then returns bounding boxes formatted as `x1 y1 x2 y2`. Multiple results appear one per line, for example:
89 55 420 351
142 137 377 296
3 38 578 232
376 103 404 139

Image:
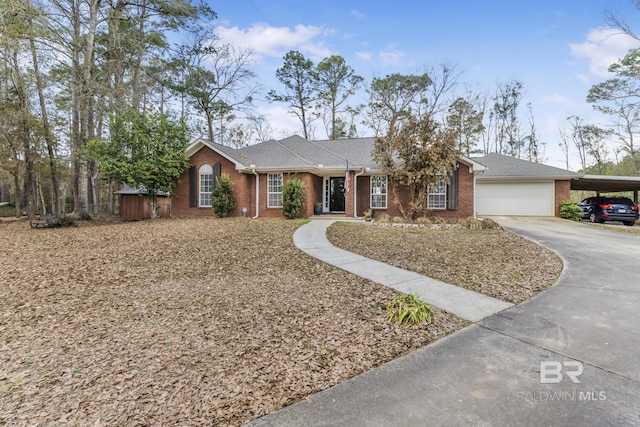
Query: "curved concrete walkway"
249 217 640 426
292 219 512 322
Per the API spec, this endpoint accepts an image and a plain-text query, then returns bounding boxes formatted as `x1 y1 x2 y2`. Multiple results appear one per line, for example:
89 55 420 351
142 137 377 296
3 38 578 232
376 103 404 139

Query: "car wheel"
589 212 598 223
623 221 635 226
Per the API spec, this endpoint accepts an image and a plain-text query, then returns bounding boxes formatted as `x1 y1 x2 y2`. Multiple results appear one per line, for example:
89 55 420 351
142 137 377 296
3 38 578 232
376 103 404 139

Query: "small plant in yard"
466 217 482 229
415 216 432 225
559 200 581 221
481 218 502 230
375 213 391 223
385 293 433 326
282 176 306 219
430 216 446 225
212 174 237 217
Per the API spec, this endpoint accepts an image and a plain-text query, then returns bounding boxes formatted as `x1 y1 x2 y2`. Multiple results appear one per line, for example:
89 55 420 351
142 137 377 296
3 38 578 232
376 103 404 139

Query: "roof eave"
477 175 582 181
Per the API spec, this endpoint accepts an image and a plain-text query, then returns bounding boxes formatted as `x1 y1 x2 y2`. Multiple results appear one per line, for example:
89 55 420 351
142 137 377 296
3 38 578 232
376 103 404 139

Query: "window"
427 178 446 209
370 176 387 208
267 173 283 208
199 164 213 207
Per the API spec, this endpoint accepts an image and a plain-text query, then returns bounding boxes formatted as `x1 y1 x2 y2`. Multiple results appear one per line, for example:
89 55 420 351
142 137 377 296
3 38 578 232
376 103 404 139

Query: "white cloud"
351 9 365 19
543 94 579 108
356 51 372 61
379 49 405 66
569 27 639 78
215 22 333 61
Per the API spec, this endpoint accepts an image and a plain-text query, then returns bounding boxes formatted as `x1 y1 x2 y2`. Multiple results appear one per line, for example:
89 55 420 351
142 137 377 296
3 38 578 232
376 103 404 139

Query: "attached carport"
571 175 640 203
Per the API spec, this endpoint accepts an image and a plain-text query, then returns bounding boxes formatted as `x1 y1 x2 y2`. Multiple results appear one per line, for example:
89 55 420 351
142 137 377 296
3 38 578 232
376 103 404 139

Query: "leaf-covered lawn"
0 218 466 426
327 222 562 304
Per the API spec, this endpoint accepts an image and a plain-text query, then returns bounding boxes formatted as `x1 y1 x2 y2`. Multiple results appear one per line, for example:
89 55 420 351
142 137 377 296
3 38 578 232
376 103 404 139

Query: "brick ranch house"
172 135 487 219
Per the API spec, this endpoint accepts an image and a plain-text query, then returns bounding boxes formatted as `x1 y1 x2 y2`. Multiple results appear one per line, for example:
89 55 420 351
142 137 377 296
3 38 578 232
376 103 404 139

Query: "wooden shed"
117 189 171 220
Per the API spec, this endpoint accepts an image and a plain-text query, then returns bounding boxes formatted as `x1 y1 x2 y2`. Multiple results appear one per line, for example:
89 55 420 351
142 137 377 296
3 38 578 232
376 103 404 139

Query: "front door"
329 177 346 212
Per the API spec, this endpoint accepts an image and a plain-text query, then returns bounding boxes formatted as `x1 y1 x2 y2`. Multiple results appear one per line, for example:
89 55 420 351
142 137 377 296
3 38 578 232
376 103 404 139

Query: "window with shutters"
370 176 387 208
267 173 283 208
199 164 213 207
427 178 446 210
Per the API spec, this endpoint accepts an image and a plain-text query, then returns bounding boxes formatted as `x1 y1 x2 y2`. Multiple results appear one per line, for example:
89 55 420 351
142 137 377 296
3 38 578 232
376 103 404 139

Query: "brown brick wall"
257 172 321 218
355 163 476 220
173 147 252 217
174 148 479 220
555 180 571 217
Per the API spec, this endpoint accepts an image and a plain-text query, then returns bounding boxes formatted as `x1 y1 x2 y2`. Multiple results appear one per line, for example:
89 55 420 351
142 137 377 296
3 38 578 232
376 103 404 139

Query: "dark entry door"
330 177 346 212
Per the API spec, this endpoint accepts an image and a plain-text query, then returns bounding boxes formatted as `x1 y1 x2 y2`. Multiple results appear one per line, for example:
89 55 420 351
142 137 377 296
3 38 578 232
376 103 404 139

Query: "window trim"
370 175 387 209
427 178 447 210
267 173 283 208
199 164 213 207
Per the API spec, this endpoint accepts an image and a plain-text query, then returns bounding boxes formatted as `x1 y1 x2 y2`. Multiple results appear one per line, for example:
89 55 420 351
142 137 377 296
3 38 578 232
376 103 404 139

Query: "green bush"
559 200 581 221
385 293 433 326
212 174 236 218
282 176 306 219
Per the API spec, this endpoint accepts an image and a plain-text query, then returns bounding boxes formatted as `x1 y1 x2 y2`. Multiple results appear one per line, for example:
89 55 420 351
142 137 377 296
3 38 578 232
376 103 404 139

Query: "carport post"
635 190 638 204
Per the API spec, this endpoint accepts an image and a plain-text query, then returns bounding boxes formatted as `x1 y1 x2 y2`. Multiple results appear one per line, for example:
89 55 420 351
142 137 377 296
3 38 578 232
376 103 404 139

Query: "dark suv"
579 196 639 226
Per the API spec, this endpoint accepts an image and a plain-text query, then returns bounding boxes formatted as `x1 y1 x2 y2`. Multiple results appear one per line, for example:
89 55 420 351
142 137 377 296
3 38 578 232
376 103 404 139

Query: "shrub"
282 176 306 219
481 218 502 230
375 213 391 223
415 216 432 225
212 174 237 218
559 200 581 221
385 293 433 326
466 217 482 229
391 216 405 223
430 216 446 225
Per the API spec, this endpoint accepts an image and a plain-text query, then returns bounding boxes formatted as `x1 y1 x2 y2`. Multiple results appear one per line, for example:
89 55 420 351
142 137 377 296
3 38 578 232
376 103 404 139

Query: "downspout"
251 167 259 218
473 173 477 218
353 168 366 217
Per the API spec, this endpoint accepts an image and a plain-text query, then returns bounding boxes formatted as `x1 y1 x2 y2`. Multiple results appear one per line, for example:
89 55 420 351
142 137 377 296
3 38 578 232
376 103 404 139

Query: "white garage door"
476 181 555 216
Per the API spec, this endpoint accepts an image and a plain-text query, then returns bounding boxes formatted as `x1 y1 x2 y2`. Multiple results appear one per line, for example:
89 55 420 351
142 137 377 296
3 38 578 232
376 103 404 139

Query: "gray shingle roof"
192 136 483 173
196 136 380 171
472 153 580 178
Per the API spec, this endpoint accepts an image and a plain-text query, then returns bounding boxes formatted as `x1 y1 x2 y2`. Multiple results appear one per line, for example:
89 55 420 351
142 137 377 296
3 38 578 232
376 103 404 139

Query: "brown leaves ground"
0 218 466 426
327 222 563 305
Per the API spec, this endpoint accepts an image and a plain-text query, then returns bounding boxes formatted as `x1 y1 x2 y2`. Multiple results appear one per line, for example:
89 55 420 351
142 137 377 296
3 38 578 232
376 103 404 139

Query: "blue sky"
208 0 640 169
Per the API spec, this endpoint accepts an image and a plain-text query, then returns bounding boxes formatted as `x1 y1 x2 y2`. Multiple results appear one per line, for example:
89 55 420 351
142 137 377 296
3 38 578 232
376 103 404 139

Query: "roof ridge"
306 139 351 165
275 140 317 166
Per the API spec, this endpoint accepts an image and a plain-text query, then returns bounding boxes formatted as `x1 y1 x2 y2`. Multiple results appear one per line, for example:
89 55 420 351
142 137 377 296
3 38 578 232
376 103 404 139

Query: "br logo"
540 361 584 384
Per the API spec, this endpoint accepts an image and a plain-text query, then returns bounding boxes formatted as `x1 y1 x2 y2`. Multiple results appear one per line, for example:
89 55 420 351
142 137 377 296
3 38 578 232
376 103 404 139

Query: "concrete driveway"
250 217 640 426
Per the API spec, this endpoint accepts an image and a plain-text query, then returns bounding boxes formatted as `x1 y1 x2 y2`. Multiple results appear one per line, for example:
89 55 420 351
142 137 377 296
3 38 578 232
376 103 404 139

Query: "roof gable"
185 138 248 168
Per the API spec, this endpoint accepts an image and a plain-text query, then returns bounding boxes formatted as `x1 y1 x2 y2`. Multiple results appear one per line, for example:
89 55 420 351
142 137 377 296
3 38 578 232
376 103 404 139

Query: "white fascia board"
459 156 486 173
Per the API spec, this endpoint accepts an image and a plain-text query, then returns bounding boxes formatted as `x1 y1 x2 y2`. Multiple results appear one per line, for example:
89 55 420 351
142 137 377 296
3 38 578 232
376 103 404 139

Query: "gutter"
353 167 367 217
251 167 259 219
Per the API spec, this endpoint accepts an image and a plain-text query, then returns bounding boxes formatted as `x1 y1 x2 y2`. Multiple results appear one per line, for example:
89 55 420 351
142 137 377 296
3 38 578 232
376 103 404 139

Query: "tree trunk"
77 160 91 220
27 0 61 215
